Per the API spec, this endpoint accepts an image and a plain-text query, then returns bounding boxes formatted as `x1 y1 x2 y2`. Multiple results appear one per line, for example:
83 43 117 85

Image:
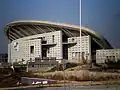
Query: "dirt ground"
0 71 34 88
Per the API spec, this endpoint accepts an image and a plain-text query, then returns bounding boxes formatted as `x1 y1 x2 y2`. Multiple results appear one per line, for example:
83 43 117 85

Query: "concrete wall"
23 39 41 62
8 31 62 64
8 31 92 65
28 60 59 72
96 49 120 64
68 35 91 63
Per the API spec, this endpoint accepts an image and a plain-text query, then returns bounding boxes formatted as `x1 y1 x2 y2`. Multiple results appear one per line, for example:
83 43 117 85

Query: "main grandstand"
5 20 112 65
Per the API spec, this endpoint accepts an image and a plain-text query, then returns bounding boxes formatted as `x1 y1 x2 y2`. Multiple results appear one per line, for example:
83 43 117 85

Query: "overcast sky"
82 0 120 48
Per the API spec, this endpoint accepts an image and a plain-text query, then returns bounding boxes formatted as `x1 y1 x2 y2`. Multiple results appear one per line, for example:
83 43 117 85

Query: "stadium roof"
4 20 112 49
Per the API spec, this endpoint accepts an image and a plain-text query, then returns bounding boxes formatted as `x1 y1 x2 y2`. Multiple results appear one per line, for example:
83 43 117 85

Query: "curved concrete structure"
5 20 112 49
4 20 112 65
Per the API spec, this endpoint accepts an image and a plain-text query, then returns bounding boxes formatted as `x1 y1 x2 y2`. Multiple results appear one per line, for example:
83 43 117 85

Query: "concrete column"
79 52 82 64
59 31 63 59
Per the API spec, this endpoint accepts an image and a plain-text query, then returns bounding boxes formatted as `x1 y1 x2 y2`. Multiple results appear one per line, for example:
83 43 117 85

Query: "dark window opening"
52 35 54 43
42 37 45 40
72 38 74 42
30 46 34 54
30 58 32 62
63 45 68 59
62 34 68 42
41 37 47 44
42 46 47 58
47 48 50 53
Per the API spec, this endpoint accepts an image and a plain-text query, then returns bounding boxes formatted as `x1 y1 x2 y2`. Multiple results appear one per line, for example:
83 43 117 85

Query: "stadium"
5 20 112 66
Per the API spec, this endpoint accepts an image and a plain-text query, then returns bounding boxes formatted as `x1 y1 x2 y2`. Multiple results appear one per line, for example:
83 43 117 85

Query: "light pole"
80 0 82 64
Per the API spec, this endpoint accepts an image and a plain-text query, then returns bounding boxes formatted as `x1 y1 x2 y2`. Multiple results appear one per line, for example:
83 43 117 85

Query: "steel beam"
14 26 28 36
92 38 104 49
31 25 41 34
9 31 19 39
9 35 15 41
22 25 34 35
59 28 72 37
64 28 74 36
9 29 21 39
36 25 46 33
46 26 55 32
12 28 24 37
25 25 37 34
18 26 30 36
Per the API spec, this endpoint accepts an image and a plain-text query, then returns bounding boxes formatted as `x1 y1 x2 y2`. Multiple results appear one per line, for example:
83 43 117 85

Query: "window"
72 38 74 42
42 37 45 40
30 58 32 61
47 48 50 53
30 46 34 54
52 35 55 43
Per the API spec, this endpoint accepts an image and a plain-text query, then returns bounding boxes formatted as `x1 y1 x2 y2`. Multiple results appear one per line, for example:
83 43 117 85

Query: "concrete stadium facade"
5 20 112 64
96 49 120 64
